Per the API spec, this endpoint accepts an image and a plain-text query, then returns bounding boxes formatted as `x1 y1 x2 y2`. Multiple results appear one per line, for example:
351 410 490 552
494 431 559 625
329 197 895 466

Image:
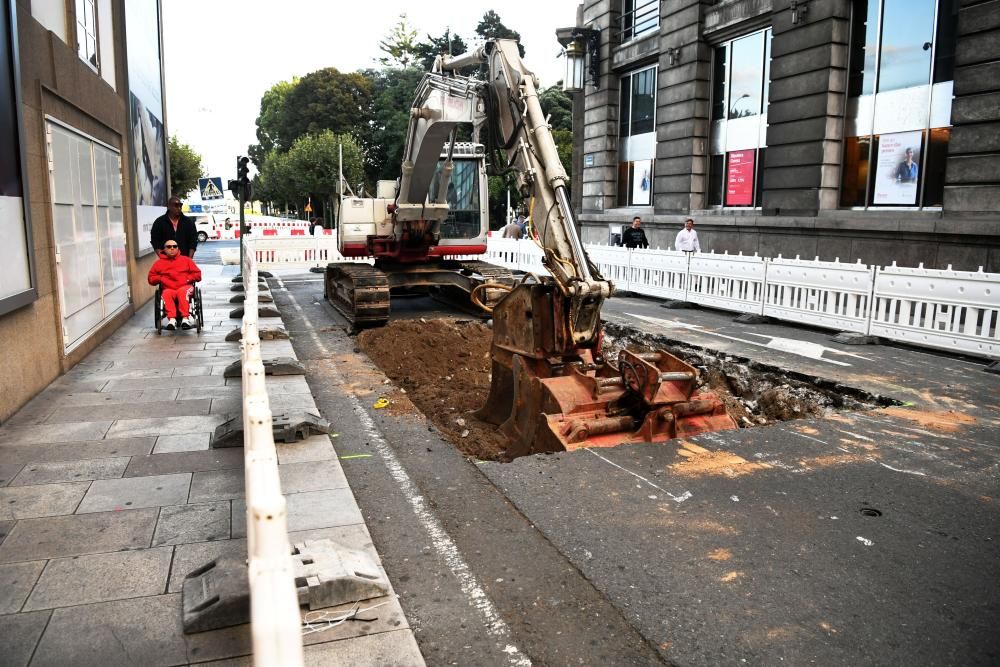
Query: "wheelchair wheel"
154 286 163 335
195 286 204 333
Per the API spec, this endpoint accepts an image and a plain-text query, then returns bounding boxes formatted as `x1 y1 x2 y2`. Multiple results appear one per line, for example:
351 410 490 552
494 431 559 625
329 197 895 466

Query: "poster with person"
873 130 922 205
632 160 652 206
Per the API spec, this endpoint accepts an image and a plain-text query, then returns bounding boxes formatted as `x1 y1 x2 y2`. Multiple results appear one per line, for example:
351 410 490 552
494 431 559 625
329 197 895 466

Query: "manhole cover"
859 507 883 517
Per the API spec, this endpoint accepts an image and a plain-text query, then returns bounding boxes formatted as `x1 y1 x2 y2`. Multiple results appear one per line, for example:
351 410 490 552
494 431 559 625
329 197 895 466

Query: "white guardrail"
247 235 1000 360
239 242 305 666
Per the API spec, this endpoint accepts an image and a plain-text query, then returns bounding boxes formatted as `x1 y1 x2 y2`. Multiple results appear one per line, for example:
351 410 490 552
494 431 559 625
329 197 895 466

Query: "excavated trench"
357 317 897 462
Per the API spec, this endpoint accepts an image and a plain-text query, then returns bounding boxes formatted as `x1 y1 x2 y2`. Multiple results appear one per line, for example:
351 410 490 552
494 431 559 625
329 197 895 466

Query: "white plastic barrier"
586 244 632 290
239 242 305 666
623 247 689 300
763 256 875 334
869 264 1000 359
686 252 766 315
251 237 372 270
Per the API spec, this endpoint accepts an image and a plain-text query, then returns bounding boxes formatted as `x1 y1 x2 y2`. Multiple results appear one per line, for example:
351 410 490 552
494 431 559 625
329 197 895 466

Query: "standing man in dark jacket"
621 216 650 249
151 196 199 257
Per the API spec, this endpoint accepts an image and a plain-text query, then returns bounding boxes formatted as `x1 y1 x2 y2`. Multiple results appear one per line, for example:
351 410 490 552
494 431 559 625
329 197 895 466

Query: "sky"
162 0 578 186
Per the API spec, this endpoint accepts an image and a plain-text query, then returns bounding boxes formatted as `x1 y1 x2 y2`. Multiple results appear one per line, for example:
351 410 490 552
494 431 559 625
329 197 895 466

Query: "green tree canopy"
413 29 468 71
282 68 372 143
358 67 425 184
377 14 419 68
475 10 524 57
249 78 297 166
167 135 202 197
539 84 573 132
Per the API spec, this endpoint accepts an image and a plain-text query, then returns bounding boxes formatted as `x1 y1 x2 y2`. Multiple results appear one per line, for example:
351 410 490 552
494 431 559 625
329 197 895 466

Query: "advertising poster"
873 130 921 205
125 0 166 257
726 150 755 206
0 0 33 309
632 159 652 206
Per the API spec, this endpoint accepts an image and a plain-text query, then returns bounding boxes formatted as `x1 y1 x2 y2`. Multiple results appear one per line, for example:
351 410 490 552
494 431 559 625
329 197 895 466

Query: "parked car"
190 214 219 243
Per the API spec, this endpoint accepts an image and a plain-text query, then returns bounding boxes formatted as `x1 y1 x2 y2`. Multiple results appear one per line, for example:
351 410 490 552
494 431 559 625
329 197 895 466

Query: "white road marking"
584 448 691 503
856 536 874 546
278 276 532 667
867 458 927 476
623 313 852 366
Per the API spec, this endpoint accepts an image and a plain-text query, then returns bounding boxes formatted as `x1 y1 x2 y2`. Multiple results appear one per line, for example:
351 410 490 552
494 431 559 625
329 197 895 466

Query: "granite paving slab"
286 488 364 532
301 630 424 665
168 538 247 592
299 594 411 647
276 435 337 464
45 398 212 423
125 449 242 477
152 432 212 453
0 560 46 613
0 610 51 667
0 462 23 486
30 594 189 667
0 421 112 445
106 414 229 439
23 546 172 611
172 365 213 377
0 519 13 545
211 392 316 415
76 473 191 514
10 457 129 486
0 481 90 520
231 498 246 538
188 468 244 503
109 356 236 370
37 388 179 407
104 375 228 392
0 508 158 562
152 501 231 546
279 460 350 494
177 386 242 401
0 437 155 465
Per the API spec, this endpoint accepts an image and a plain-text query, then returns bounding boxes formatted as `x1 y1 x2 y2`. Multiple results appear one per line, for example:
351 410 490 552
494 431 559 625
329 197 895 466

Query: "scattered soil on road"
357 317 892 462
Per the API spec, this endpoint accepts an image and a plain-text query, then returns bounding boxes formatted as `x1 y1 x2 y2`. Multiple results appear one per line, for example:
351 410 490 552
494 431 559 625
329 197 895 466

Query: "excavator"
327 39 736 453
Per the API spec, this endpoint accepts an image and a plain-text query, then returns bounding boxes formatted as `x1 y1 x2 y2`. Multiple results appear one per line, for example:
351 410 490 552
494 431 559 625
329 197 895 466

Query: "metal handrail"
617 0 659 41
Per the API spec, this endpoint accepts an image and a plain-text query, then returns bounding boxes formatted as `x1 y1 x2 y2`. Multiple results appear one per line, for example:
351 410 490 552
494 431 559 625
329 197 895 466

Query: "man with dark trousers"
150 196 199 257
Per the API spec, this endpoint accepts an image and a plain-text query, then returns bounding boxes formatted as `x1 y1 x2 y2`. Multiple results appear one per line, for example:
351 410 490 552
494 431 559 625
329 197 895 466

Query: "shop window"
76 0 98 70
707 29 772 208
840 0 957 208
617 65 657 207
621 0 659 42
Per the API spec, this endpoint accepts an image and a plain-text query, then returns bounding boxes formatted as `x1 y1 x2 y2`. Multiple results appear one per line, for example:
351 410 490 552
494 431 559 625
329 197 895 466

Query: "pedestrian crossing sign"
199 177 225 200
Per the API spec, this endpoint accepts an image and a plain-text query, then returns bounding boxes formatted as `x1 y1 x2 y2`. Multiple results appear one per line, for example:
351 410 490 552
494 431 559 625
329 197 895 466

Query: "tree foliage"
475 10 524 57
282 68 372 142
413 29 468 71
358 67 425 184
377 14 419 68
167 135 203 197
249 79 296 167
539 85 573 132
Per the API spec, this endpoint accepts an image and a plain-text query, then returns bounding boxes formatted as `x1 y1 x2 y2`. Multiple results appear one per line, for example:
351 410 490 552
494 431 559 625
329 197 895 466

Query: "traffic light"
237 156 250 184
230 156 252 202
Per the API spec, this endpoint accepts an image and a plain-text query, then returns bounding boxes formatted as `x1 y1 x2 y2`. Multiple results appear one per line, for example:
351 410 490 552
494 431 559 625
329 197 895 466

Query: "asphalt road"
194 238 239 266
266 268 999 665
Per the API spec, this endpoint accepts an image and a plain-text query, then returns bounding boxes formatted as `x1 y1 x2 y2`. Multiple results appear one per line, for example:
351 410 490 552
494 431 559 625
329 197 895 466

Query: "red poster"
726 150 755 206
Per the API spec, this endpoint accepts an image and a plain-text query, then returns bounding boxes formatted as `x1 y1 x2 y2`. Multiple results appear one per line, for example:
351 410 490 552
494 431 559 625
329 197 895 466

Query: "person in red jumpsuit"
148 241 202 330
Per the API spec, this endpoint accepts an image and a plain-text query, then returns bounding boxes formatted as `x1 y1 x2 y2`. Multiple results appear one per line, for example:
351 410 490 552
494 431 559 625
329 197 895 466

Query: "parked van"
190 214 219 242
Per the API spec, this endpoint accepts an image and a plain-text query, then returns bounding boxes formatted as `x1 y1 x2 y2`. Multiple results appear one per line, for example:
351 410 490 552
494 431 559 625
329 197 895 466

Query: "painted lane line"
278 277 531 667
585 448 691 503
867 457 927 476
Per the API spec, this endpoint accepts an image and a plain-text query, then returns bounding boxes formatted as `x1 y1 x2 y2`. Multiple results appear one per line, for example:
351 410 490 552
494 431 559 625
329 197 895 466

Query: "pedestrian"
148 240 202 330
621 216 650 249
515 213 528 237
674 218 701 253
501 217 523 239
151 196 199 258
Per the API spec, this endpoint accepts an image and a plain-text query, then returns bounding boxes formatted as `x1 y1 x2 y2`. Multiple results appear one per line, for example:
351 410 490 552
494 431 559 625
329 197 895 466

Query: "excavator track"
455 260 515 286
324 263 391 329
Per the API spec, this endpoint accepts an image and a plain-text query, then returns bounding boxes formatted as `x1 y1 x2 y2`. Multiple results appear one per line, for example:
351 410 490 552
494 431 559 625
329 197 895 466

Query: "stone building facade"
571 0 1000 271
0 0 163 421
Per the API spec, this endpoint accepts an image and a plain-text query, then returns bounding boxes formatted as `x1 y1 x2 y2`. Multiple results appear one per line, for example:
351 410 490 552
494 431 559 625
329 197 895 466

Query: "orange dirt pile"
880 407 976 433
357 318 510 461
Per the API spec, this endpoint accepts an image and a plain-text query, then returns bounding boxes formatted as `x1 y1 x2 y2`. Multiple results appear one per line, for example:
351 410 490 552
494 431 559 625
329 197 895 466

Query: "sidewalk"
0 263 422 666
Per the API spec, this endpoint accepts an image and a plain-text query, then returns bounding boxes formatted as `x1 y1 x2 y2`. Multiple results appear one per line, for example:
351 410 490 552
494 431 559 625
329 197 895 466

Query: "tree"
249 79 297 166
413 29 468 71
475 10 524 57
539 85 573 132
168 135 202 197
377 14 419 68
551 128 573 179
358 67 425 184
279 68 372 149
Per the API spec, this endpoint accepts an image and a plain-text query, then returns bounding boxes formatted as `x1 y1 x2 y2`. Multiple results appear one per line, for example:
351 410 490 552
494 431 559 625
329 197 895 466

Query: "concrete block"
279 460 350 495
943 184 1000 212
0 560 46 613
769 68 842 102
0 508 158 563
0 482 91 520
10 457 128 486
75 473 192 514
0 610 50 667
182 554 250 633
125 449 242 478
154 501 231 546
24 547 172 611
286 488 364 532
168 537 247 593
153 432 212 454
292 538 390 610
955 30 1000 67
31 594 189 666
954 60 1000 96
771 43 845 80
189 468 244 503
945 155 1000 184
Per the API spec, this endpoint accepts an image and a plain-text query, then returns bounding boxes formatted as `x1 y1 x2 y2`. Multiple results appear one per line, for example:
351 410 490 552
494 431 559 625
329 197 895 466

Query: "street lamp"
556 26 601 92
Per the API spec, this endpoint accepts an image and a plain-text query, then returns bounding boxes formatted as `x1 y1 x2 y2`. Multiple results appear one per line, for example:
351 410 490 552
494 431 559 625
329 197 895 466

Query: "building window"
617 65 657 207
76 0 98 70
840 0 957 208
707 28 772 208
621 0 658 42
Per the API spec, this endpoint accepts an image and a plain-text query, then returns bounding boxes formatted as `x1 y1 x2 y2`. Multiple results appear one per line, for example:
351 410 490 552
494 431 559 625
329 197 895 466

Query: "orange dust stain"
796 426 820 435
720 571 744 583
670 442 770 478
881 407 976 433
707 548 732 561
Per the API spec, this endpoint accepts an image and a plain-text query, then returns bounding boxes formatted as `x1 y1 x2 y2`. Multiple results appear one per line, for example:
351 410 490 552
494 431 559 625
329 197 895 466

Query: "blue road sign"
199 177 225 200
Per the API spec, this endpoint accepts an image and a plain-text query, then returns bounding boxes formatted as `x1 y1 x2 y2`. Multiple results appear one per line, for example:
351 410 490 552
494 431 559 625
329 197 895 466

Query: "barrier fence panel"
686 252 766 315
624 247 689 300
586 244 632 291
763 257 875 333
869 264 1000 359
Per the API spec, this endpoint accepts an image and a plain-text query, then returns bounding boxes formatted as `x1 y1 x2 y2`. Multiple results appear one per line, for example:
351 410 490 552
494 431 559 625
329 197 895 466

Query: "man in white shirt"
675 218 700 253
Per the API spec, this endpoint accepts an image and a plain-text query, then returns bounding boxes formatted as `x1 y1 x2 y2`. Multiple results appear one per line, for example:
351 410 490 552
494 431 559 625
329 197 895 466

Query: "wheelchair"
154 282 204 335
